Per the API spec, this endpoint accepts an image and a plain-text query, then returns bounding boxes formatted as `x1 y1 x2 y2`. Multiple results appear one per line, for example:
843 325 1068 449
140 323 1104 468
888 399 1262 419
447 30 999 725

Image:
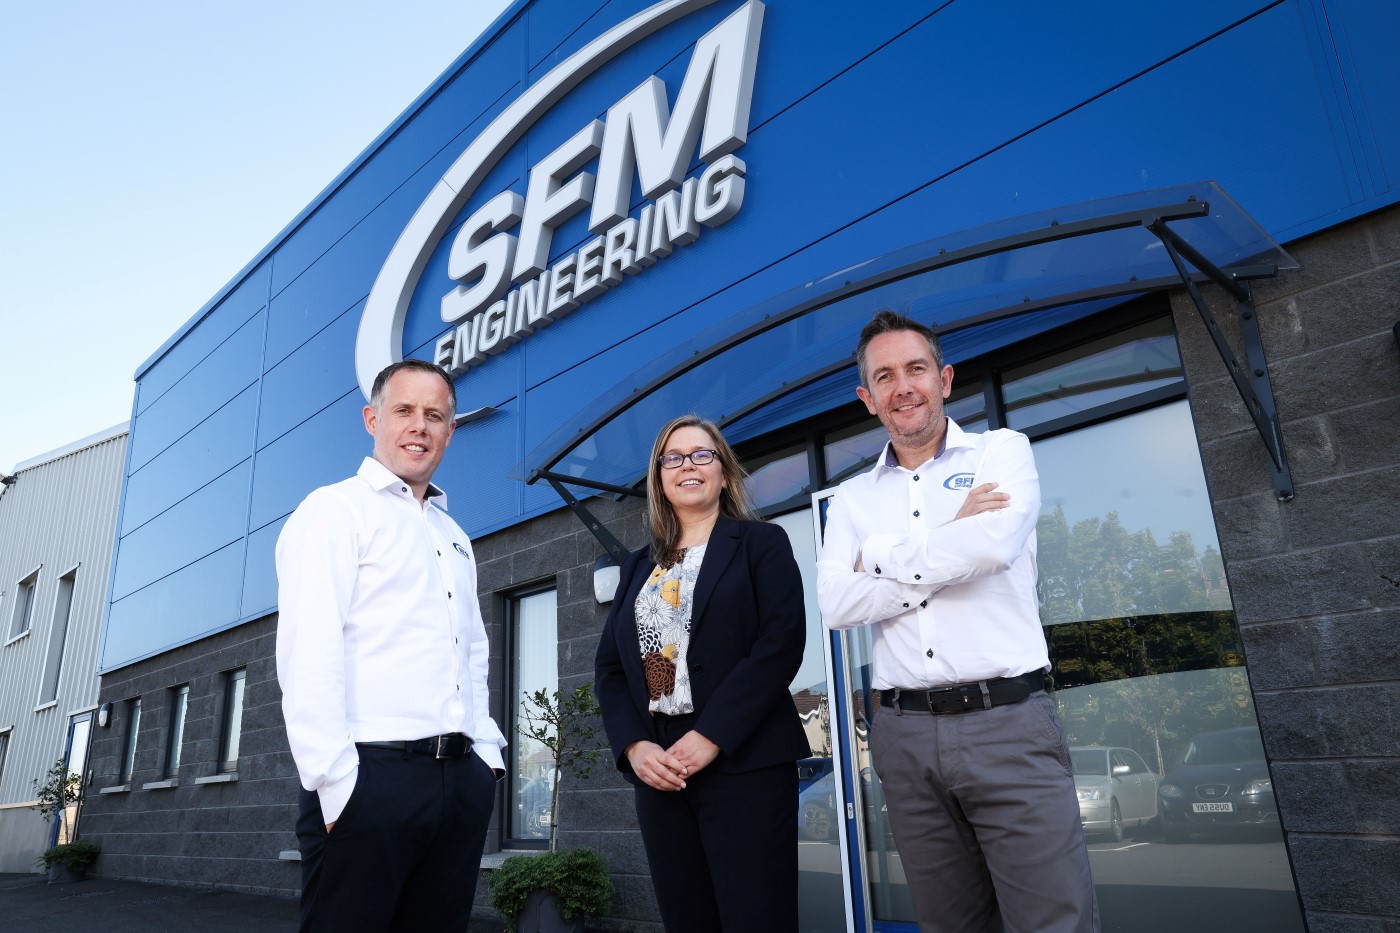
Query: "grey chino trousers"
870 689 1100 933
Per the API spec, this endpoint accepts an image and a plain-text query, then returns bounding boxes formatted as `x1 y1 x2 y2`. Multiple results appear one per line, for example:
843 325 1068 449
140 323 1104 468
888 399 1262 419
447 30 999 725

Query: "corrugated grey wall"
0 428 127 870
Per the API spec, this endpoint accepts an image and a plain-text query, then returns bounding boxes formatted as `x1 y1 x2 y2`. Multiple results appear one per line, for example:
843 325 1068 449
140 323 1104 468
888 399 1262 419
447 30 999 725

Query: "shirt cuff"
475 740 506 774
318 765 358 824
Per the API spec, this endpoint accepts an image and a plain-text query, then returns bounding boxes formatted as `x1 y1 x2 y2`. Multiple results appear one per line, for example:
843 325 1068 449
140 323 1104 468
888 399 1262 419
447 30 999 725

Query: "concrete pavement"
0 873 507 933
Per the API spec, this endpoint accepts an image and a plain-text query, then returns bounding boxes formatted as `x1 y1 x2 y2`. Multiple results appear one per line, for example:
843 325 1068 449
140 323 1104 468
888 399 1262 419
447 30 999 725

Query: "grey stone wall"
82 615 301 897
1173 203 1400 929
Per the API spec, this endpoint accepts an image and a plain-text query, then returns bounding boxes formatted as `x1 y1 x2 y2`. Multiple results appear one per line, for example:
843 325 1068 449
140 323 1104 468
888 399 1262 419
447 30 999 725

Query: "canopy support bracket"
545 477 632 565
1151 221 1293 501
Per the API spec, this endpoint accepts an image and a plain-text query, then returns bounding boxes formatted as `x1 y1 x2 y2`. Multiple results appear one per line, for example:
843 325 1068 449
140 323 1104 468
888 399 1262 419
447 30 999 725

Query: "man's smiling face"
363 368 454 498
856 328 954 451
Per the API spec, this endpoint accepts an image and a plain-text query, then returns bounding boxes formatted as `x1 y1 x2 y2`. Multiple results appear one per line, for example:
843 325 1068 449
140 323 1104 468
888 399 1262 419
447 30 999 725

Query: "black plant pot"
47 864 86 884
518 890 585 933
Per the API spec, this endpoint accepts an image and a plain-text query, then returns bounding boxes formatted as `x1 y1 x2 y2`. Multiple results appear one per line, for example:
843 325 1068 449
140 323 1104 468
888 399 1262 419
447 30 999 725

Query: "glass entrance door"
808 400 1306 933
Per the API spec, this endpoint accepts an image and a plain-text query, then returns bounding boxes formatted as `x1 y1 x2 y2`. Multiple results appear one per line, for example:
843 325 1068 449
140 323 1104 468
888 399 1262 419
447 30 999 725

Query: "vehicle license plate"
1192 802 1234 813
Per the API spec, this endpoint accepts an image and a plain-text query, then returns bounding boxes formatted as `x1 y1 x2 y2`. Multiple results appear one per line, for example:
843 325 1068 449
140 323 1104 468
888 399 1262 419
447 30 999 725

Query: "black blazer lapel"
689 515 741 638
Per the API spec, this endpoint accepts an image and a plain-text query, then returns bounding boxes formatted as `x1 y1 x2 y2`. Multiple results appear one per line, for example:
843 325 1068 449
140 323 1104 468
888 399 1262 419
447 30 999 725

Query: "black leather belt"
877 671 1046 715
358 733 473 759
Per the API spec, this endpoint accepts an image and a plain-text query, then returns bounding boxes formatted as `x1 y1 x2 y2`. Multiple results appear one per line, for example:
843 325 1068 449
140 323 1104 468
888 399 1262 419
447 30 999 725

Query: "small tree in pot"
32 759 95 882
488 682 613 933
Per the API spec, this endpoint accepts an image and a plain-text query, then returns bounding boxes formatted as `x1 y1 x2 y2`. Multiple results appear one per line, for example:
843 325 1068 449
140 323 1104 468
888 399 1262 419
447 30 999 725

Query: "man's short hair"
856 309 944 387
369 359 457 415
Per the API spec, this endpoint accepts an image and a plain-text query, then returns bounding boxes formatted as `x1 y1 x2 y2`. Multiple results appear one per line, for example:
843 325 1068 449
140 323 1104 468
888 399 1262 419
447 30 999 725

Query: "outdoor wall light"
594 554 620 605
0 473 16 486
97 702 112 728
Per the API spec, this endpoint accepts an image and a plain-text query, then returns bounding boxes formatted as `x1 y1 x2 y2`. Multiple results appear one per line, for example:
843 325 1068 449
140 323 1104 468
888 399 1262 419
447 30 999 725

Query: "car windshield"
1070 749 1107 775
1182 730 1265 766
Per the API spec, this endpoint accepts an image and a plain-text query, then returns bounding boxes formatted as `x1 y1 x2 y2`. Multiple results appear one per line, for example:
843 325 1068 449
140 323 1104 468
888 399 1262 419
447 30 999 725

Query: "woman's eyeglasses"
657 449 718 469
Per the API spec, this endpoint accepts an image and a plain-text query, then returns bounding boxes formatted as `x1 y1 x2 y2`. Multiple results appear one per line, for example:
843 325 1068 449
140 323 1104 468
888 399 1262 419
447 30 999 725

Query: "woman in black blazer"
595 414 809 933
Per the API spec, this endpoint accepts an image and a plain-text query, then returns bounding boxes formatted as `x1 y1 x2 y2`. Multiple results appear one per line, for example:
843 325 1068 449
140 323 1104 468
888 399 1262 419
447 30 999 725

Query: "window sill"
33 700 58 713
278 850 301 862
2 630 30 648
193 773 238 785
98 784 131 795
480 849 544 870
142 779 178 790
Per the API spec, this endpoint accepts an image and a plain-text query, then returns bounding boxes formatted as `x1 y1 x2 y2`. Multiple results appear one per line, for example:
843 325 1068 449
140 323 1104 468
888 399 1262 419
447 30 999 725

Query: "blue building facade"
84 2 1399 929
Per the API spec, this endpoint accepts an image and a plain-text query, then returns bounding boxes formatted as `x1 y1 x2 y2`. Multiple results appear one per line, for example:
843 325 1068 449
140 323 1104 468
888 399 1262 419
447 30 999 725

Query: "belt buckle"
434 734 463 759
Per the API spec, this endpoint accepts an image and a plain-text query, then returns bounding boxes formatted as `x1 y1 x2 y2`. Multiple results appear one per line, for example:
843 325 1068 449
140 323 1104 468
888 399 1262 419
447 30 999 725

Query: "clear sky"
0 0 514 474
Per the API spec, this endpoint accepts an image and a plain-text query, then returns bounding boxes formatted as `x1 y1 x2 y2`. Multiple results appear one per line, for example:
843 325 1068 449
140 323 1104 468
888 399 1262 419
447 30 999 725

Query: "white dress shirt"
817 419 1049 689
275 457 506 823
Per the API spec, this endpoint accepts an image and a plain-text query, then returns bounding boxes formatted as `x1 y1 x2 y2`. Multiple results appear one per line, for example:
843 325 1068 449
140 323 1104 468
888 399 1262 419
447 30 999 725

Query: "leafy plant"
32 759 83 824
518 682 603 851
488 848 613 933
37 839 99 871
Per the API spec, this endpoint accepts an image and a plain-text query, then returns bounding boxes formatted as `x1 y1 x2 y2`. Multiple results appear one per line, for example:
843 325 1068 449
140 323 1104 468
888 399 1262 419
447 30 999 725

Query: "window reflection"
747 445 809 510
510 589 557 843
1002 318 1182 429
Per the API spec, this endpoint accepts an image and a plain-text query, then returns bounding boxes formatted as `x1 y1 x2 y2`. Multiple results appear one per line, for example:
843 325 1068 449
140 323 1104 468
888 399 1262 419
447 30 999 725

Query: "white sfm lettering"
437 1 764 327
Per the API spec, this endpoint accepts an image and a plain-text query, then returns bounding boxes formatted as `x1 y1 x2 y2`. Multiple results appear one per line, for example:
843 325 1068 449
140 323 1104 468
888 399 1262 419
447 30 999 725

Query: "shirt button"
902 602 909 608
920 600 927 609
448 592 453 599
913 510 920 517
401 486 408 493
914 574 922 580
913 475 920 482
874 566 881 575
437 550 441 556
926 649 934 659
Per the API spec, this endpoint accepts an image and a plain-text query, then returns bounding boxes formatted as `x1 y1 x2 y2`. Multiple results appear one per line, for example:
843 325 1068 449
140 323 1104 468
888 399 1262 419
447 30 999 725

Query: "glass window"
121 698 142 783
509 589 557 844
9 572 38 639
1001 317 1182 430
166 685 189 777
0 729 10 790
219 669 246 773
745 443 809 511
39 570 77 704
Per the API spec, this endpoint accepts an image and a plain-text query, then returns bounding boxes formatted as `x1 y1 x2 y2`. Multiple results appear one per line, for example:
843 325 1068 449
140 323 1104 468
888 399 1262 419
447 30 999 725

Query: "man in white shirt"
276 359 506 933
818 311 1097 933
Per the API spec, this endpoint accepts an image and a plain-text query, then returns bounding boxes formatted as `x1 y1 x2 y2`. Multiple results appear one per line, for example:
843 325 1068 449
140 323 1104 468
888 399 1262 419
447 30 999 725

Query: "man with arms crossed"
817 311 1097 933
276 359 506 932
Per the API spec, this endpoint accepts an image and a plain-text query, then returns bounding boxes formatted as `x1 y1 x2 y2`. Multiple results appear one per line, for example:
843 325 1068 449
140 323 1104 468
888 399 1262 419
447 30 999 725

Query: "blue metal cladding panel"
257 303 361 450
101 540 246 671
104 0 1400 671
241 514 289 622
122 384 260 534
135 265 269 414
1327 0 1400 195
247 390 370 533
127 310 265 472
111 460 252 602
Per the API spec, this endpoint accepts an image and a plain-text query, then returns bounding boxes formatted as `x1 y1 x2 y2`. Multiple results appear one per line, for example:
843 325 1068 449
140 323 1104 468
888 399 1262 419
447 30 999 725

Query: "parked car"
1069 746 1159 842
517 777 553 838
1157 726 1279 842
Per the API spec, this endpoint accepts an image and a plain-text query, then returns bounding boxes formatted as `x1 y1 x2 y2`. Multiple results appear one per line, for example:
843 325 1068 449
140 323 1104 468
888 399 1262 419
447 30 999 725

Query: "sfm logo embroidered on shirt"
943 473 975 490
454 543 470 557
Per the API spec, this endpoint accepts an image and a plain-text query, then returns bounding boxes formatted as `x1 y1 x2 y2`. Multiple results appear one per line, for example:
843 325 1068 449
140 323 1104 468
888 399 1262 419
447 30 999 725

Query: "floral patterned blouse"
634 544 706 715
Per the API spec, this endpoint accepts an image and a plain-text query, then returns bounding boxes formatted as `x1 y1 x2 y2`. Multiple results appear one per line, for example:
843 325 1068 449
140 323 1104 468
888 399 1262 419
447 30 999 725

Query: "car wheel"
1108 800 1123 844
801 801 831 841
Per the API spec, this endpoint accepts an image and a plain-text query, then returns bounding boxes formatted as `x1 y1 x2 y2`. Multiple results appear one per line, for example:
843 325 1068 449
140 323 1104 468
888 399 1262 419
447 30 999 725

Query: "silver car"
1070 746 1159 842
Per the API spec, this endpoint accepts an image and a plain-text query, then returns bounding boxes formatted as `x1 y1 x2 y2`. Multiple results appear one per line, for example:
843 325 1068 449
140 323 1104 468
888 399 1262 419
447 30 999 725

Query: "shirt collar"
876 417 972 476
356 457 449 509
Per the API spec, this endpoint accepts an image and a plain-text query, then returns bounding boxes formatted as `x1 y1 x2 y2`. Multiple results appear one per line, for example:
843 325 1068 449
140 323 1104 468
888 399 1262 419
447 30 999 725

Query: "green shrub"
488 848 614 932
38 839 100 871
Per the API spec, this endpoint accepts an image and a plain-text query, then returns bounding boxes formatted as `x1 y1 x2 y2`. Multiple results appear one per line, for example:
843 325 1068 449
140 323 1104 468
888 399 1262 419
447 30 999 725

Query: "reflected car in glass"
797 757 838 841
517 777 553 838
1069 746 1159 842
1157 726 1279 841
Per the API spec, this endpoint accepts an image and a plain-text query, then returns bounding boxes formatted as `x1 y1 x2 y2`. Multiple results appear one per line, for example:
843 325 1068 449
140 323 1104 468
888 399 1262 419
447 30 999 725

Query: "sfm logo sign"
355 0 764 399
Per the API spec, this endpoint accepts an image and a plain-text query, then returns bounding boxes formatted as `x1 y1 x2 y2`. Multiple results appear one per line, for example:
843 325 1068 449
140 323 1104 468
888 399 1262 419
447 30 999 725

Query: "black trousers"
633 715 798 933
296 745 496 933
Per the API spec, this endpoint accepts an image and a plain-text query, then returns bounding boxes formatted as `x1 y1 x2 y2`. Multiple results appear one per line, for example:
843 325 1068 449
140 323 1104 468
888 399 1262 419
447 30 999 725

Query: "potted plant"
488 682 613 933
37 840 100 884
32 758 94 883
